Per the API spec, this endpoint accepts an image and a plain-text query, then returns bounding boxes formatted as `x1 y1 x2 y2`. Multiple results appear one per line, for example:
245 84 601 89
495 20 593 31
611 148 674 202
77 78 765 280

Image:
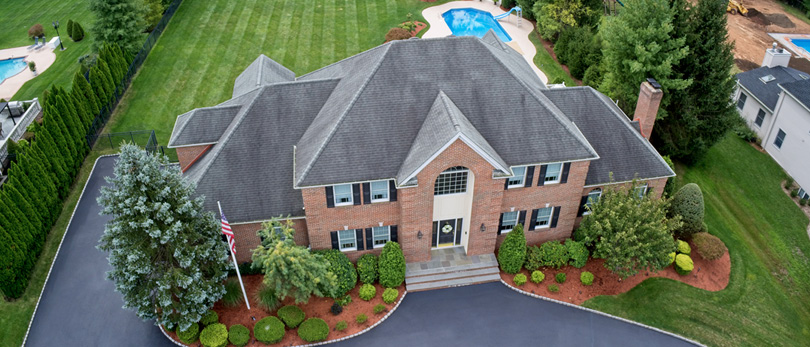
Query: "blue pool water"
793 38 810 54
0 58 27 84
443 8 512 43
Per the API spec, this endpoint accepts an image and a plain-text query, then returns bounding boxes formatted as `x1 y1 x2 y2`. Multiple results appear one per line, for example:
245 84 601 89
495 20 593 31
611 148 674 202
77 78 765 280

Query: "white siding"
764 92 810 195
735 87 774 140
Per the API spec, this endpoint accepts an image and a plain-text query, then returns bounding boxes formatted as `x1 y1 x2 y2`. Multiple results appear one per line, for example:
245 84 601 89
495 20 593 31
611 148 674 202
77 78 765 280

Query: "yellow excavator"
727 0 749 16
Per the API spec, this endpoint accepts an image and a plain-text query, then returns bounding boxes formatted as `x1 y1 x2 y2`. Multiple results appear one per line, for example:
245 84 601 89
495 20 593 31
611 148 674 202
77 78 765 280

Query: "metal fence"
90 130 158 152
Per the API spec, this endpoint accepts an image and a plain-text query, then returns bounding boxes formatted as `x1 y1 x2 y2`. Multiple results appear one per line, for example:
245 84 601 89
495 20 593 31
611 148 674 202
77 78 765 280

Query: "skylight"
760 75 776 83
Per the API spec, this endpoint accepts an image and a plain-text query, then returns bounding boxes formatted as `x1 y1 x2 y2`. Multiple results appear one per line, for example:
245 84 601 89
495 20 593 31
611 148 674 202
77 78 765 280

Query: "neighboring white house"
735 44 810 200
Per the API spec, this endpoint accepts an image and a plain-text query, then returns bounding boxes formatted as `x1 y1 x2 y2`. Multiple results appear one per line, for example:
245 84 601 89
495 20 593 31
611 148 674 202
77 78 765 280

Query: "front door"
432 218 463 248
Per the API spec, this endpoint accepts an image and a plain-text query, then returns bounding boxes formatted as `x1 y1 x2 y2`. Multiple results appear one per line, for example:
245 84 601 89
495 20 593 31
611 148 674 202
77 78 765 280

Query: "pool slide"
493 7 521 20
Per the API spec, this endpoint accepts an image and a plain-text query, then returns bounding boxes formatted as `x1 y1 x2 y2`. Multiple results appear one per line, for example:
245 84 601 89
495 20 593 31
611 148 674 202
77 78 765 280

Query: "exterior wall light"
480 223 486 233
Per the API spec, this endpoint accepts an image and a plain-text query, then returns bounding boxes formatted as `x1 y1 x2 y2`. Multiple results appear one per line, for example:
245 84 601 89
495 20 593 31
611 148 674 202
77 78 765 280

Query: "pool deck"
769 33 810 60
422 1 548 84
0 43 56 101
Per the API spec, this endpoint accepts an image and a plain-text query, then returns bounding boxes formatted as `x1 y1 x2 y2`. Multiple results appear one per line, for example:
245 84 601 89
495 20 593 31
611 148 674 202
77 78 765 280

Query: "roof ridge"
295 44 394 186
256 54 265 87
297 44 391 80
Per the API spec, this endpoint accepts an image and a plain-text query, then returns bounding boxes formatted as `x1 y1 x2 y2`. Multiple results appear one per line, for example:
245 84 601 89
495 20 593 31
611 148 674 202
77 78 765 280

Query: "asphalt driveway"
25 156 172 347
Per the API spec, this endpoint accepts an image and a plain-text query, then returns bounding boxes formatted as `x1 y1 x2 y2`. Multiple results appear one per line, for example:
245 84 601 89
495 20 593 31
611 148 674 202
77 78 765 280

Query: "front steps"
405 248 500 291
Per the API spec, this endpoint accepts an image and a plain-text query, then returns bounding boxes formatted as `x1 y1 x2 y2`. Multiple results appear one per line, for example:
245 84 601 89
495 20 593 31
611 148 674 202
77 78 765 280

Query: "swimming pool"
792 38 810 54
0 57 27 84
443 8 512 42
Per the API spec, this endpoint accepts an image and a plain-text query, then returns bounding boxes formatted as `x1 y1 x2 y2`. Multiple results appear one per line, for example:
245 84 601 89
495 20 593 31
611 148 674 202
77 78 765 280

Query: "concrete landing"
405 247 500 291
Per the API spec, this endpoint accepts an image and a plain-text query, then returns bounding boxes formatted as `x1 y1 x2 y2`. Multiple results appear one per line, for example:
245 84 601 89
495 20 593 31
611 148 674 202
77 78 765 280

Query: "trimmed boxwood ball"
200 310 219 326
548 284 559 292
359 283 377 301
692 232 727 260
374 303 386 314
254 316 285 344
670 183 705 238
677 240 691 255
556 273 567 283
357 253 378 284
580 271 594 286
356 313 368 324
298 318 330 342
378 241 406 288
513 273 527 286
199 323 228 347
382 287 399 304
498 224 527 274
675 254 694 275
336 320 348 331
277 305 306 328
531 270 545 284
314 249 357 298
177 323 200 344
228 324 250 347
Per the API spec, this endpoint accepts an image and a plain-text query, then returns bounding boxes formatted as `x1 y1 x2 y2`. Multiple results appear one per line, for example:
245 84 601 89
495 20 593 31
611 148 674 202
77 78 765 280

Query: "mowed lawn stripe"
295 1 315 70
344 0 361 56
321 0 337 67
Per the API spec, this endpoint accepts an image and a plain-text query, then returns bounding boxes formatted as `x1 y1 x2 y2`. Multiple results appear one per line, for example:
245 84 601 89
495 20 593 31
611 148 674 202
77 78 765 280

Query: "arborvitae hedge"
74 71 101 114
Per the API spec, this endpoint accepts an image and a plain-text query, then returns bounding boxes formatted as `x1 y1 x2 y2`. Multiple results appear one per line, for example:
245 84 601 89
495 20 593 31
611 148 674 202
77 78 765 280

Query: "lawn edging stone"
499 279 706 347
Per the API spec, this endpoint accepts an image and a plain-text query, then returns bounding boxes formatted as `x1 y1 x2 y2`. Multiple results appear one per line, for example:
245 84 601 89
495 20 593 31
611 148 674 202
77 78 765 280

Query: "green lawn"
106 0 453 144
528 32 576 86
0 0 95 101
584 135 810 346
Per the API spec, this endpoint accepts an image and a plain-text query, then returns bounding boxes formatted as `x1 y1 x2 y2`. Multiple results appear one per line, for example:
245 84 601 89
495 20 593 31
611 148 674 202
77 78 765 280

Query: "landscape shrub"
572 228 586 242
540 240 569 269
734 122 758 143
786 177 794 189
200 310 219 326
277 305 306 328
385 27 412 41
71 21 85 41
374 304 386 314
253 316 285 344
498 224 527 274
357 254 378 284
801 199 808 206
28 24 44 38
382 288 399 304
582 63 604 89
555 273 566 283
531 270 545 284
330 302 343 315
580 272 594 286
513 273 527 286
199 323 228 347
670 183 705 238
298 318 329 342
552 27 601 79
256 285 280 311
548 284 559 292
177 323 200 344
791 189 799 198
691 232 727 260
315 249 357 298
524 245 543 271
379 242 406 288
565 239 589 268
335 320 348 331
222 278 243 307
228 324 250 347
668 252 676 265
335 294 352 307
677 240 691 255
67 20 75 39
675 254 694 275
356 313 368 324
359 283 377 301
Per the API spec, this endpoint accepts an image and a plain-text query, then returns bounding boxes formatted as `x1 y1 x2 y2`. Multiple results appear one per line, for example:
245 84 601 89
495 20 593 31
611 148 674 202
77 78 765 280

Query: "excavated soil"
727 0 810 71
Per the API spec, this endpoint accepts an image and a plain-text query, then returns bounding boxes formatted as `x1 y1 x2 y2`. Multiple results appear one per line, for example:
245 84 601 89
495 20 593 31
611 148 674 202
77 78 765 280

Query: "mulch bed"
164 275 405 346
499 240 730 305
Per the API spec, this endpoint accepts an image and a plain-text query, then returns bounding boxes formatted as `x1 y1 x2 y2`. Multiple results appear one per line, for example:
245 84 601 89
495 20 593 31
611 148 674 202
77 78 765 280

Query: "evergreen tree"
90 66 111 108
71 88 92 128
97 144 230 331
0 224 26 298
97 58 117 97
90 0 143 53
72 22 86 41
67 20 75 40
55 94 88 156
0 208 34 276
0 191 42 255
43 112 78 174
6 163 48 228
50 100 83 162
6 184 45 239
37 129 72 195
600 0 691 119
74 71 101 115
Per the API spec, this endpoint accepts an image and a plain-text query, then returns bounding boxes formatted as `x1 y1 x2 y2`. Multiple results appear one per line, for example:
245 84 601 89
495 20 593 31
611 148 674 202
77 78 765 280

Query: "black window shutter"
352 183 361 205
390 225 398 242
537 165 547 186
389 180 397 202
524 166 535 187
455 219 463 244
363 182 371 204
365 228 373 249
529 209 538 230
432 222 438 247
330 231 339 249
504 176 510 190
355 229 365 250
577 196 589 216
518 210 527 228
497 213 504 235
561 163 571 183
550 206 561 228
325 186 334 208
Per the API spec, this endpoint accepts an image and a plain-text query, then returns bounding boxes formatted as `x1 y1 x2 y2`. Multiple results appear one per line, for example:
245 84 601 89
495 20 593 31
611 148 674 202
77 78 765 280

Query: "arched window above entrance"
434 166 469 196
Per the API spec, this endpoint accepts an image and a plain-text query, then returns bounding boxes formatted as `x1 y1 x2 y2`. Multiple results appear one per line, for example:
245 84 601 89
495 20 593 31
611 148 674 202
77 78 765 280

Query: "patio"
0 44 56 100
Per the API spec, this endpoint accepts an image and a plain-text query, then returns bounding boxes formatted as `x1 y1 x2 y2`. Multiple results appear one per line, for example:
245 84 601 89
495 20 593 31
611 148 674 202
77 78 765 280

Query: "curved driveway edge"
500 279 705 346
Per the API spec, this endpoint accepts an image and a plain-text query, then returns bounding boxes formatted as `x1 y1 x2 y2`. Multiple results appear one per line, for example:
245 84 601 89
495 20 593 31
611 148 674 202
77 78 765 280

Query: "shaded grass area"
584 136 810 346
106 0 452 145
0 0 96 101
528 31 576 86
0 147 117 347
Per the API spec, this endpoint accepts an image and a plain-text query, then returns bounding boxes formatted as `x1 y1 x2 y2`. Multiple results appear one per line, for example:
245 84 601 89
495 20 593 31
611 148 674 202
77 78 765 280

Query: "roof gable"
736 66 809 112
232 54 296 98
780 78 810 111
168 105 242 147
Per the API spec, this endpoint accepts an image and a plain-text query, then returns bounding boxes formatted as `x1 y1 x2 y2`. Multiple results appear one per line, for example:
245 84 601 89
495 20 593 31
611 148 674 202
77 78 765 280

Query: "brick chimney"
633 78 663 141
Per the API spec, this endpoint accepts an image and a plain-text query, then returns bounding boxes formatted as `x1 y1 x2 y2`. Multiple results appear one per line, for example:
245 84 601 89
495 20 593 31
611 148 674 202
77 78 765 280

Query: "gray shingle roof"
736 66 809 112
542 87 675 186
293 36 597 187
232 54 296 98
780 78 810 110
168 105 242 147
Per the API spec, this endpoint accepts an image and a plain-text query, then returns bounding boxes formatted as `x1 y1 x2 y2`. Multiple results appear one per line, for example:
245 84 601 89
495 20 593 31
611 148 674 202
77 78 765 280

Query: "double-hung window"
534 207 553 229
370 180 389 202
333 184 353 206
500 211 519 233
338 229 357 251
635 184 649 199
755 109 765 128
544 163 563 184
372 226 391 248
507 167 526 188
584 188 602 215
774 129 786 149
737 93 747 110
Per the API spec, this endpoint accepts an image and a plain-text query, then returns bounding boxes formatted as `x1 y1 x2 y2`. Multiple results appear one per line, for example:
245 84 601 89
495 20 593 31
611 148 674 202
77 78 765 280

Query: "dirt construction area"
726 0 810 71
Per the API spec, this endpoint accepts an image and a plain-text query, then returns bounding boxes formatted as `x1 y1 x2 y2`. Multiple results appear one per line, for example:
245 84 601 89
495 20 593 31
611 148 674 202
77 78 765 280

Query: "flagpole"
218 201 251 310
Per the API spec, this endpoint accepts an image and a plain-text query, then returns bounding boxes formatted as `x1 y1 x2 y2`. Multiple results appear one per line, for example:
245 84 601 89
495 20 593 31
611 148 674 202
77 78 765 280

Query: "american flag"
221 212 236 254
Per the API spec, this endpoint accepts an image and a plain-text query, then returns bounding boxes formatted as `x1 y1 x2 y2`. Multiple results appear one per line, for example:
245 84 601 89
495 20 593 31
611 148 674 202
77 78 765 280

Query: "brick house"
168 34 674 265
